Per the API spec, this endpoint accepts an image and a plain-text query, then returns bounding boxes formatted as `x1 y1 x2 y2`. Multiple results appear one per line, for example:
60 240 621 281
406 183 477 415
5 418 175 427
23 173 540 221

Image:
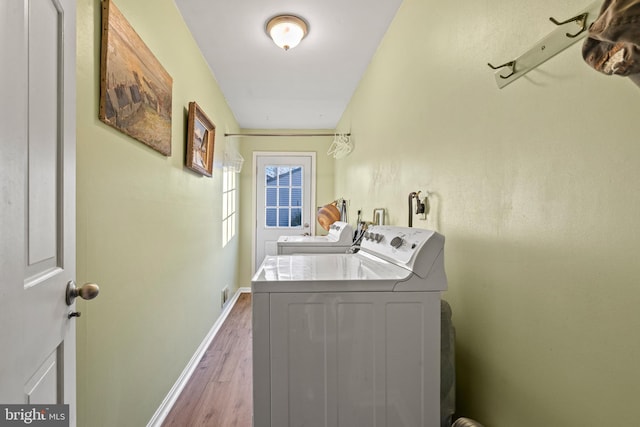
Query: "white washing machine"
276 221 353 255
252 225 447 427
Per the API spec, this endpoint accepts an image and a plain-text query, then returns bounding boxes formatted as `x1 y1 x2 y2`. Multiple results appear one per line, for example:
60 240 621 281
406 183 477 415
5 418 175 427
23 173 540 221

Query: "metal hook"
487 60 516 79
549 12 589 38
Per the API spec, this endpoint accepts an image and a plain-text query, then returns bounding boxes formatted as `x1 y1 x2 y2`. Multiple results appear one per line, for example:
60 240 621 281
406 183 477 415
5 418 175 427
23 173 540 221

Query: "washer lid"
252 253 412 293
277 235 352 247
277 221 353 246
278 235 329 244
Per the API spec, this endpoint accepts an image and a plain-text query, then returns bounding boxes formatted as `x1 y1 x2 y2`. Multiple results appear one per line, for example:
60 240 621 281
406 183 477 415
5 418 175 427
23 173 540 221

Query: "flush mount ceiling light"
266 15 308 51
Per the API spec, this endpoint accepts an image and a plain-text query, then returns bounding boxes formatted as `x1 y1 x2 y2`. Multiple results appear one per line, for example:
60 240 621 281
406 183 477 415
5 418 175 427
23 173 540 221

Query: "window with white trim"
222 166 237 247
264 165 303 228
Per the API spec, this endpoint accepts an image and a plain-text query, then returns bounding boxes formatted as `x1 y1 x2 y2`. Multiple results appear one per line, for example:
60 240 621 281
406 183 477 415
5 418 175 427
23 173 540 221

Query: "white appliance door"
254 153 315 273
261 292 441 427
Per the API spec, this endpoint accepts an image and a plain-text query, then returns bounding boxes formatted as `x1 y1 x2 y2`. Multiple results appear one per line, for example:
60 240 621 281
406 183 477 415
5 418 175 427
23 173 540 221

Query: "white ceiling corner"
174 0 403 129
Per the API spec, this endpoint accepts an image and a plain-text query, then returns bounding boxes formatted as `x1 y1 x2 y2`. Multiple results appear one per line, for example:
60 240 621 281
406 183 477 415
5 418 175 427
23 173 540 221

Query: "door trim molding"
146 287 251 427
251 152 317 274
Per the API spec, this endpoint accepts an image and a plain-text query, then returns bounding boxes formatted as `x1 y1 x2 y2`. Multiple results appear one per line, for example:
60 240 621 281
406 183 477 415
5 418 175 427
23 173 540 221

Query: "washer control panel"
327 221 353 244
362 230 384 243
360 225 437 268
390 236 403 248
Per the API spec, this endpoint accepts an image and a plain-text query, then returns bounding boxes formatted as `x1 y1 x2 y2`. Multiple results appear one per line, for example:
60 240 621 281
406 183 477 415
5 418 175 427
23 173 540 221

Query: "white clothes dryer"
276 221 353 255
252 225 447 427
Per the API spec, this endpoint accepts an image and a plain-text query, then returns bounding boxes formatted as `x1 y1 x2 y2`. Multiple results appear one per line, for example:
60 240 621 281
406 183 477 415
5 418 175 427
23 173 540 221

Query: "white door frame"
252 152 316 274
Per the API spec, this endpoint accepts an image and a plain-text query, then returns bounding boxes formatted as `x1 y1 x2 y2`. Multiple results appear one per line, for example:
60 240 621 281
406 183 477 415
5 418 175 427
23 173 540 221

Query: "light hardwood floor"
162 293 253 427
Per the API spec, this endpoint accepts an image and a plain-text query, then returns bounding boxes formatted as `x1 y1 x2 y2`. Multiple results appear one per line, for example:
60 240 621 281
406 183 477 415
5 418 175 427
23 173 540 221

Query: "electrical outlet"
221 286 229 307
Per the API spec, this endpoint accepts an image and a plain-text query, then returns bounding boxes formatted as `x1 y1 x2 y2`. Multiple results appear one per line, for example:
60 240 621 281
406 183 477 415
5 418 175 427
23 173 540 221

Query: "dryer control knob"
390 236 403 249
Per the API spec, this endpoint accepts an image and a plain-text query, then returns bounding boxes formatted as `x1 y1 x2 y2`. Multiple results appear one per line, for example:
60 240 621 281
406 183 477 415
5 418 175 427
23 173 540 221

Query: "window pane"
278 167 290 186
291 208 302 227
291 188 302 207
265 167 277 187
278 208 290 227
266 208 277 227
231 189 236 213
266 188 277 207
262 163 306 229
279 188 289 206
291 166 302 186
222 192 227 216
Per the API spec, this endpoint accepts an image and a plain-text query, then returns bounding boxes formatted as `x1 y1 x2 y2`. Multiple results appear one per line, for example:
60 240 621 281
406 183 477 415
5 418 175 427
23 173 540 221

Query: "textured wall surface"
76 0 239 424
335 0 640 425
74 0 640 424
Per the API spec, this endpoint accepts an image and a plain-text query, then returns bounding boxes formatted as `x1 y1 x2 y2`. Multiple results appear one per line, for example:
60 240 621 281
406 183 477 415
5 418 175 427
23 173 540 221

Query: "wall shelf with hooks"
488 1 601 89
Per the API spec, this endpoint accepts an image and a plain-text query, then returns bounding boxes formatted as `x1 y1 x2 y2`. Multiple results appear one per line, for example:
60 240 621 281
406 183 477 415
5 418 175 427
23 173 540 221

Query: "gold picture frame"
186 102 215 177
99 0 173 156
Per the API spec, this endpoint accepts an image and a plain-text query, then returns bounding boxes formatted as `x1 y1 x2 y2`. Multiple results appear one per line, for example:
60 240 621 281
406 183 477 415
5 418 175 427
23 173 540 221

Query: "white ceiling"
174 0 403 130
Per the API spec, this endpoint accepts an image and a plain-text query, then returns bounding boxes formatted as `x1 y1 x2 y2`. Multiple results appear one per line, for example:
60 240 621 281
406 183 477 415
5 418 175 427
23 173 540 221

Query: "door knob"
66 281 100 306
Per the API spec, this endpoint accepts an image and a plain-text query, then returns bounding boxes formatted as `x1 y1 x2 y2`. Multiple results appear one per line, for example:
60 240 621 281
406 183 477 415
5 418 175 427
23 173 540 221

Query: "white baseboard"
147 287 252 427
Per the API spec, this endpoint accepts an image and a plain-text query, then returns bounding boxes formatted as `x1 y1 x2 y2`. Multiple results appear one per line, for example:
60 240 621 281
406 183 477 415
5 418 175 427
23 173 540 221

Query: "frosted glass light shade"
266 15 308 51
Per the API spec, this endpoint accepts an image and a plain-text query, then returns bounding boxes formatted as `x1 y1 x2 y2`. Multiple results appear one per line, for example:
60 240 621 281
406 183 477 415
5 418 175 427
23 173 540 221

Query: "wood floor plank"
162 293 253 427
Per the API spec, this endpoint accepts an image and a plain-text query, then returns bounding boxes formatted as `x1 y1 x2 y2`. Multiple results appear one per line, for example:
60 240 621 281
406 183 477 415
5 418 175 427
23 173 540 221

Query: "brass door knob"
66 281 100 306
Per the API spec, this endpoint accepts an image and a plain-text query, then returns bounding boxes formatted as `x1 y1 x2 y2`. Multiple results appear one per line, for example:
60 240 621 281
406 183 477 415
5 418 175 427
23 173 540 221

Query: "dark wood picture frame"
186 102 215 177
99 0 173 156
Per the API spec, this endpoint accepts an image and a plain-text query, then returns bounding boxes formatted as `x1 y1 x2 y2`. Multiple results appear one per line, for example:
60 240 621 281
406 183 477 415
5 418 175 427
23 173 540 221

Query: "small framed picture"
186 102 215 176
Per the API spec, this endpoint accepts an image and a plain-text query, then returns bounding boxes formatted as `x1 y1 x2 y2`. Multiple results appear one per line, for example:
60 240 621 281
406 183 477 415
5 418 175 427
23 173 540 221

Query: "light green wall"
336 0 640 425
74 0 640 424
236 132 335 286
76 0 240 425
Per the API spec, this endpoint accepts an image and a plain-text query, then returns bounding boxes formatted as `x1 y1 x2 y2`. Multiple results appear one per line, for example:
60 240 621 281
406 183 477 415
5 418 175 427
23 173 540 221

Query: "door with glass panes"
254 153 315 273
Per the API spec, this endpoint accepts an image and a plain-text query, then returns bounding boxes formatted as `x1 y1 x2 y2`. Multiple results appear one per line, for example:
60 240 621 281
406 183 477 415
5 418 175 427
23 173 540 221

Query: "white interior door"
253 152 315 273
1 0 81 424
